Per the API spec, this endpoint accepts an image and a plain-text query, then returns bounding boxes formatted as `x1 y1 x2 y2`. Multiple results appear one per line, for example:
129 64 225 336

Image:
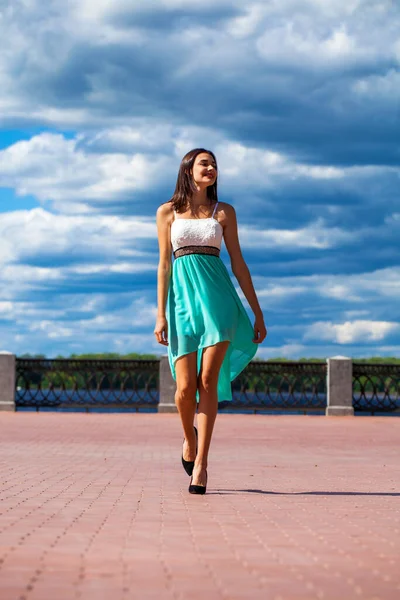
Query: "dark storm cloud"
2 1 398 169
108 4 241 30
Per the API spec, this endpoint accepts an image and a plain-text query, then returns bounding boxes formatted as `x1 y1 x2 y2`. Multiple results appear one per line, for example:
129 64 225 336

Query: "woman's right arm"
154 203 172 346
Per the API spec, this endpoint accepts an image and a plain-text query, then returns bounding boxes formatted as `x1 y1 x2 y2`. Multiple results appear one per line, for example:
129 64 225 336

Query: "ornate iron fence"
16 358 159 411
15 358 400 413
224 360 327 412
353 362 400 413
16 358 328 412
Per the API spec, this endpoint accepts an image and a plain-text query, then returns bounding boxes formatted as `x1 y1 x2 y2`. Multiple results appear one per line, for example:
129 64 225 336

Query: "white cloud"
29 320 75 339
0 289 159 358
317 267 400 301
216 142 345 185
254 2 399 70
81 297 156 330
353 69 400 103
319 283 362 302
3 130 390 215
70 262 155 275
342 310 370 319
85 123 175 153
240 217 354 250
0 301 14 317
226 4 265 38
257 24 360 68
255 343 308 360
26 295 156 339
279 343 308 357
304 319 399 343
257 284 307 298
0 207 156 267
251 267 400 314
0 133 172 211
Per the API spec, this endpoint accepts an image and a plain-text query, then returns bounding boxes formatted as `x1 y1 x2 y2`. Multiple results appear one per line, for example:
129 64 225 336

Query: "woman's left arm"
222 204 267 344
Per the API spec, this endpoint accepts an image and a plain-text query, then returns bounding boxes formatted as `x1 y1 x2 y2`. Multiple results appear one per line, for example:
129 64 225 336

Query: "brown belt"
173 245 220 259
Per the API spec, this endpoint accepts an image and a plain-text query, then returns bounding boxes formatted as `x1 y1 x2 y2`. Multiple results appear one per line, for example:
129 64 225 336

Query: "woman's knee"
198 371 218 393
175 382 197 405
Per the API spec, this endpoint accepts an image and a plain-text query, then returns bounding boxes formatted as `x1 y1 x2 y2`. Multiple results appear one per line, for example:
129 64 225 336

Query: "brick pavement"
0 413 399 600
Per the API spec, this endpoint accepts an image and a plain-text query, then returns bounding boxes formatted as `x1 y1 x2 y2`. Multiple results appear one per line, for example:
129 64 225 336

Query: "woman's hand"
253 315 267 344
154 316 169 346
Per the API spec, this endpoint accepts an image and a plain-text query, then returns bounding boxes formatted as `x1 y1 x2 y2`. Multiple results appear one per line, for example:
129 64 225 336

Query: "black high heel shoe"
189 468 207 495
181 426 198 476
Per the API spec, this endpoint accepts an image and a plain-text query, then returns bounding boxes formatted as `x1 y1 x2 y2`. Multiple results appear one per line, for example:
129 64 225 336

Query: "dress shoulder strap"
212 202 218 219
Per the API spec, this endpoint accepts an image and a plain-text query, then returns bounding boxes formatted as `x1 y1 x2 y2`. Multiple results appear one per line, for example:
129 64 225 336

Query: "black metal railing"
225 360 327 412
353 362 400 413
16 358 159 411
15 358 400 414
16 358 328 412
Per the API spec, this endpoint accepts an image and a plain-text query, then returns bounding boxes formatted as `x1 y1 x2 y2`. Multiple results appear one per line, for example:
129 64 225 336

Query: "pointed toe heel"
181 426 198 476
188 469 207 495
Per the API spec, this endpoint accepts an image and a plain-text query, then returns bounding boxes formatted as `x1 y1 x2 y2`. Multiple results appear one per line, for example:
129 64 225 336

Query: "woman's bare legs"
192 341 230 487
175 352 198 462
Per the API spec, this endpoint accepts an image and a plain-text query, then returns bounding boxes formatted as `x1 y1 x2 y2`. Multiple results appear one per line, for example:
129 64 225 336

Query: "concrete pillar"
158 355 178 413
326 356 354 416
0 352 16 411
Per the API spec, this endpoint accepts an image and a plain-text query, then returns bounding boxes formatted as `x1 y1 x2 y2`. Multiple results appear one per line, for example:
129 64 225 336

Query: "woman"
154 148 267 494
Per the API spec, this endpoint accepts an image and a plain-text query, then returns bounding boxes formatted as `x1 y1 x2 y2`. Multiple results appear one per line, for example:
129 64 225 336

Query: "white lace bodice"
170 203 223 252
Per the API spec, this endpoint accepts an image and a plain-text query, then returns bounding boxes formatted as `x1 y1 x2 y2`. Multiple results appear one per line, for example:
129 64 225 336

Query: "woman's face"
190 152 217 188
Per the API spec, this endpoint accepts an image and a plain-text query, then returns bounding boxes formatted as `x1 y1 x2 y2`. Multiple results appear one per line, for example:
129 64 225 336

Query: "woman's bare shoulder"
156 200 174 223
216 201 236 225
217 201 234 210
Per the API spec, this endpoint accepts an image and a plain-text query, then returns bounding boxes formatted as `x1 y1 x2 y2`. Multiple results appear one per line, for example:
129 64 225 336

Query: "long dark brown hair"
169 148 218 214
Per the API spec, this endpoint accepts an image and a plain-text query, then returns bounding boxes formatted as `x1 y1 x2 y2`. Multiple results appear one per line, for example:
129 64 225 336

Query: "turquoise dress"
167 201 258 402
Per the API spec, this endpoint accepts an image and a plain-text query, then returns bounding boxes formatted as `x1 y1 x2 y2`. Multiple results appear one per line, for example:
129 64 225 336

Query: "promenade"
0 413 399 600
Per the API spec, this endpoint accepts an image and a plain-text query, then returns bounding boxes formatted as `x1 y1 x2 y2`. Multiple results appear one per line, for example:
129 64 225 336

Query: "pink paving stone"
0 413 399 600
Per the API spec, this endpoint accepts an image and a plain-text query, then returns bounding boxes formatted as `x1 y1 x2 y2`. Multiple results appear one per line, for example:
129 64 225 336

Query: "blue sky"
0 0 399 359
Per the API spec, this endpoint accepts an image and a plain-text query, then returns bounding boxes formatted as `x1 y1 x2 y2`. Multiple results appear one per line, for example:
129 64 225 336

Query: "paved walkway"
0 413 399 600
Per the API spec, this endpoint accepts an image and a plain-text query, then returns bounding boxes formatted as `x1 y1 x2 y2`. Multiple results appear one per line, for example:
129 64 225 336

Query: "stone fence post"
0 352 16 411
326 356 354 416
158 355 178 413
